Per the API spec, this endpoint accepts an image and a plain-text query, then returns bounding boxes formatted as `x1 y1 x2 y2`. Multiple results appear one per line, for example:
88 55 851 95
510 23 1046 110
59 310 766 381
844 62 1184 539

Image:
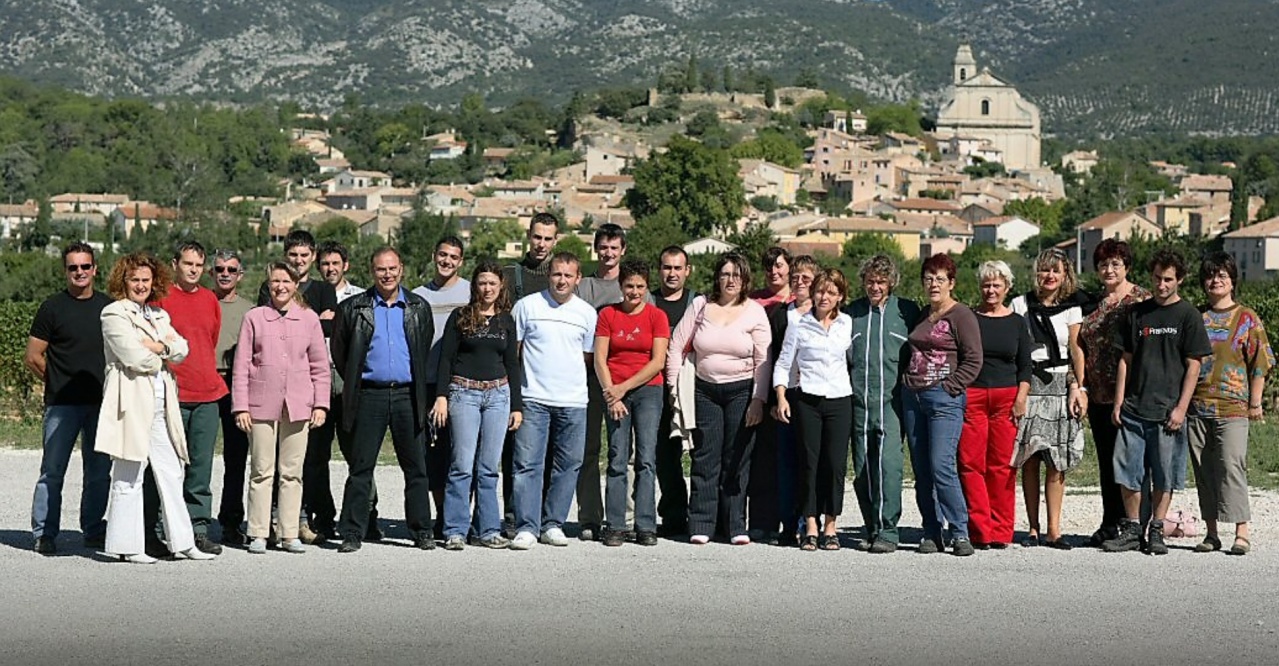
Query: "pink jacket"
231 305 331 422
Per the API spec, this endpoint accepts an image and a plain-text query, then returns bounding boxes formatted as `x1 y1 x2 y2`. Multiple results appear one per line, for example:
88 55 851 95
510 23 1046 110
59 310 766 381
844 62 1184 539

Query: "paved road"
2 448 1277 666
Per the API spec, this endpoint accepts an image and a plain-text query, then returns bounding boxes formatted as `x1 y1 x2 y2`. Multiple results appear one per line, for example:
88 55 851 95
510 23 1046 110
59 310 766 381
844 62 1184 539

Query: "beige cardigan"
95 299 190 464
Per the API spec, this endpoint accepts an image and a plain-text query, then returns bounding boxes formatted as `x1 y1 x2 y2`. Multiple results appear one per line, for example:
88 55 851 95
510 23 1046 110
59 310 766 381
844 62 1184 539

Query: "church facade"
935 44 1042 171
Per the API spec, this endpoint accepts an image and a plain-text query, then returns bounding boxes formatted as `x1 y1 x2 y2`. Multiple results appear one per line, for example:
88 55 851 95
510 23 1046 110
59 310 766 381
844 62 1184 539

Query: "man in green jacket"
845 254 920 554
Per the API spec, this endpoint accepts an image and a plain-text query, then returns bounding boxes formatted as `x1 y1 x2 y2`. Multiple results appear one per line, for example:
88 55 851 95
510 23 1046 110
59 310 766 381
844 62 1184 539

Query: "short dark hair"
62 241 94 263
529 212 559 235
593 223 626 250
172 240 206 262
658 245 689 265
1150 248 1188 280
435 235 465 256
711 252 752 305
1199 251 1237 286
549 251 581 272
761 246 791 271
284 229 317 253
618 259 650 285
921 253 957 281
1092 238 1134 270
317 240 349 264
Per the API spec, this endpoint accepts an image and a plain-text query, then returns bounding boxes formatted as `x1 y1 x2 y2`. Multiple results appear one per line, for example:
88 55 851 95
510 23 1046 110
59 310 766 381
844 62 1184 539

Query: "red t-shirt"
595 303 670 387
159 285 229 403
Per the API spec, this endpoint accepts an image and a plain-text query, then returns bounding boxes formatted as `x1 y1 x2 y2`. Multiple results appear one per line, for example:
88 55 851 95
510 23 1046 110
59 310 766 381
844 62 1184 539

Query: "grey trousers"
1188 416 1251 524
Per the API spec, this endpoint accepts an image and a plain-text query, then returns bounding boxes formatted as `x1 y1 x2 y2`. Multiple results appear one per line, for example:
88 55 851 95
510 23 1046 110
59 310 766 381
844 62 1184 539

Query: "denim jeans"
31 404 111 540
512 400 586 535
605 384 662 533
444 383 511 539
903 385 969 541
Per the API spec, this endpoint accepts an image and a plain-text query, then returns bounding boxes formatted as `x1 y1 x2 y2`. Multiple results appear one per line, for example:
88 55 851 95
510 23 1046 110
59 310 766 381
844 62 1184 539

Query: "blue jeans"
605 384 663 533
443 383 511 539
1115 411 1188 493
904 385 969 541
512 400 586 535
31 404 112 540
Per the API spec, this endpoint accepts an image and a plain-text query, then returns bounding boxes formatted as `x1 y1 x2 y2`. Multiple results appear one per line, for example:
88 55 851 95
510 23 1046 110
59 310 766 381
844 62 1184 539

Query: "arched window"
959 68 967 81
980 99 990 116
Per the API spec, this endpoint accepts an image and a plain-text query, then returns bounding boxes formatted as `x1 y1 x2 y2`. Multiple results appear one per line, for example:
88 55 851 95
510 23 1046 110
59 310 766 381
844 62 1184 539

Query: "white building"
972 215 1040 251
935 44 1042 171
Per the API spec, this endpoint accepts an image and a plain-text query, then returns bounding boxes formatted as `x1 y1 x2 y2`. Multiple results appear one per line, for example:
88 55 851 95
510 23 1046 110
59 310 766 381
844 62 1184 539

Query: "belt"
449 376 509 391
361 380 410 390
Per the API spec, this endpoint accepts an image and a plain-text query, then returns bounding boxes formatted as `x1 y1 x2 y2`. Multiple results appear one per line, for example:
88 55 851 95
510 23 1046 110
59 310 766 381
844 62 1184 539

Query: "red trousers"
958 386 1018 545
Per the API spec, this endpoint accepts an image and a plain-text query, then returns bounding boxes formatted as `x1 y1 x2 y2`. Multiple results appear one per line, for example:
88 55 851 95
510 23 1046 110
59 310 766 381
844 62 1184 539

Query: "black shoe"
579 523 600 542
656 522 687 538
602 529 626 547
778 532 799 548
338 538 362 553
364 521 384 543
1146 521 1168 555
82 534 105 550
635 531 658 547
952 538 976 557
145 537 171 560
1044 538 1073 551
918 538 942 554
414 533 436 551
1102 520 1143 553
1087 524 1118 548
194 534 223 555
34 536 56 555
220 525 248 546
869 539 898 554
1021 533 1041 548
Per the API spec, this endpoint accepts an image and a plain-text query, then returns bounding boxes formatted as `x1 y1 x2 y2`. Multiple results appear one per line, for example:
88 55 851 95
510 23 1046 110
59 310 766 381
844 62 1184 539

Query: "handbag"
1163 509 1199 538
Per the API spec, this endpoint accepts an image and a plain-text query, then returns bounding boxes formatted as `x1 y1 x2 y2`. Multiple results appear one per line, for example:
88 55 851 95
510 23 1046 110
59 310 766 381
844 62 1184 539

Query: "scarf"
1024 289 1091 371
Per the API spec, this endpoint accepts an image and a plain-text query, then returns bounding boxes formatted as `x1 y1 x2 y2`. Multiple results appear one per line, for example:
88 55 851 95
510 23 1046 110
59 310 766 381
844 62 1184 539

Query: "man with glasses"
25 242 113 554
210 249 256 545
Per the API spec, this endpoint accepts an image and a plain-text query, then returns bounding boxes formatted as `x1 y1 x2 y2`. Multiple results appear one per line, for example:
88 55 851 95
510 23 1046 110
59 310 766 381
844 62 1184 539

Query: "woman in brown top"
902 253 984 556
1077 239 1150 547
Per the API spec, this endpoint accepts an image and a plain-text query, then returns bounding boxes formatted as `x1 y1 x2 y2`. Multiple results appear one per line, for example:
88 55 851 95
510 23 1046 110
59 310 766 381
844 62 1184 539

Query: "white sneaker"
539 527 569 547
510 531 537 550
247 538 267 555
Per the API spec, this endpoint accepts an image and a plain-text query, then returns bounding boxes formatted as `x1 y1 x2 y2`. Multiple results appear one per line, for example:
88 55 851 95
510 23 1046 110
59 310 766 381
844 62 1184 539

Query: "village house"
111 202 179 237
482 147 516 174
1223 215 1279 282
738 159 802 205
796 216 923 259
0 202 38 240
1179 174 1233 208
823 110 868 134
1074 211 1160 273
329 169 392 193
49 193 129 216
425 131 467 160
873 197 963 217
972 215 1040 251
1061 150 1099 174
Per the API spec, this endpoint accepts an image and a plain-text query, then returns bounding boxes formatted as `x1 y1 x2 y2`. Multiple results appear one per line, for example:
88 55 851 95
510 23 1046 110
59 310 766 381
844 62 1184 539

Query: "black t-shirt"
258 278 338 337
972 312 1034 389
29 290 113 406
652 290 695 333
435 310 523 410
1119 297 1213 422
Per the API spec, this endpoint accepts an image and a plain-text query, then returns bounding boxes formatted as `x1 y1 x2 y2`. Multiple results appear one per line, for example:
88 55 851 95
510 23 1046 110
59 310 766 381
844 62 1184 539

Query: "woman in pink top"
667 252 772 545
232 262 330 555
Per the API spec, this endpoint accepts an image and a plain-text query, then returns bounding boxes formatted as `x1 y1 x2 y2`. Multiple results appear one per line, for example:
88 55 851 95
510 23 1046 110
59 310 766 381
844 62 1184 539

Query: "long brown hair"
457 261 512 335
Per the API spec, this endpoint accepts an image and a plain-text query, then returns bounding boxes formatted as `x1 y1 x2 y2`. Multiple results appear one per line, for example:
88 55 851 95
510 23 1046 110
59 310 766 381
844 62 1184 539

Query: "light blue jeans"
31 404 111 540
904 385 969 541
443 383 511 539
605 384 663 533
512 401 586 535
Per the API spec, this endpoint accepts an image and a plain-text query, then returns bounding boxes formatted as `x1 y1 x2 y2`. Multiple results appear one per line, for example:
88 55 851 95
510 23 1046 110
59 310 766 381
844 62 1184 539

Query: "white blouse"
772 311 854 399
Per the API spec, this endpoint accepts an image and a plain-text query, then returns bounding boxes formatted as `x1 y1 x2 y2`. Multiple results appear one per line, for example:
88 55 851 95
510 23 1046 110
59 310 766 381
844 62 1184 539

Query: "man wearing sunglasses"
25 242 114 555
210 249 255 545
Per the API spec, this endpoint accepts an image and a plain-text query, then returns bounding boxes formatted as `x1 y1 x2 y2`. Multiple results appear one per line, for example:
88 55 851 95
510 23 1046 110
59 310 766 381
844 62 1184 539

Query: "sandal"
1229 536 1251 556
819 534 840 551
1194 535 1222 553
800 534 818 552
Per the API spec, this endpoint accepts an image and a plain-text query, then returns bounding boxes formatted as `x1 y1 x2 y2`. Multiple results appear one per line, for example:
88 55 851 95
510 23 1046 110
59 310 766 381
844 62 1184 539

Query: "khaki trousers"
248 419 309 540
1188 416 1251 524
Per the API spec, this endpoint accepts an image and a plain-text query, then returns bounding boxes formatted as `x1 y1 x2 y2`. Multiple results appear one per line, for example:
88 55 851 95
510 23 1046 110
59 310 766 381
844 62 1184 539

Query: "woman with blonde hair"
233 261 330 555
1011 248 1091 549
98 252 215 563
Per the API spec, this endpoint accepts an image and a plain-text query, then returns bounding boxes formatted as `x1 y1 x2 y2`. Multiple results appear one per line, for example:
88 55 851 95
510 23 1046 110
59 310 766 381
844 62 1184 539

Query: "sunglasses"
212 266 241 274
65 263 94 272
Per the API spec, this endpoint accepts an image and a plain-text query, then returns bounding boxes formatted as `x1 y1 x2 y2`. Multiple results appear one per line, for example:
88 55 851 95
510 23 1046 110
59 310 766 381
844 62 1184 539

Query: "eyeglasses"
65 263 94 272
922 276 951 285
791 274 815 284
212 266 241 274
1097 260 1125 271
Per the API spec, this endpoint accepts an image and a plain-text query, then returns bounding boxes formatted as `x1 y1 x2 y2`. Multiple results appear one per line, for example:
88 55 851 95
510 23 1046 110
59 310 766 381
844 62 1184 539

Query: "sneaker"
918 538 941 554
34 536 56 555
282 539 306 554
414 533 437 551
635 531 658 547
247 538 267 555
602 529 626 547
1102 520 1143 553
869 539 899 554
690 534 710 545
479 534 510 549
578 524 599 542
338 538 362 553
194 534 223 556
952 538 976 557
1146 521 1169 555
444 535 466 551
510 531 537 550
540 527 569 547
1087 524 1118 548
730 534 751 546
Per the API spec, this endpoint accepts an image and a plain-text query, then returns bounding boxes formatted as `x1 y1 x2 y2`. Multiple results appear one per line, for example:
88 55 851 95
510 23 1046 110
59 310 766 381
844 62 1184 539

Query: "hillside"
2 0 1278 137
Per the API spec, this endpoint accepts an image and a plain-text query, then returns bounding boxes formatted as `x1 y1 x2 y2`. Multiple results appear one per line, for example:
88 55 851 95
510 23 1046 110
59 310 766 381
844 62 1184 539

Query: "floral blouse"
1191 304 1275 418
1079 284 1151 404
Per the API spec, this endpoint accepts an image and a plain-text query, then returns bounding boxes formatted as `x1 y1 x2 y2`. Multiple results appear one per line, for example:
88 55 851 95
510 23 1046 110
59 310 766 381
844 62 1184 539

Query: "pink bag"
1163 509 1199 538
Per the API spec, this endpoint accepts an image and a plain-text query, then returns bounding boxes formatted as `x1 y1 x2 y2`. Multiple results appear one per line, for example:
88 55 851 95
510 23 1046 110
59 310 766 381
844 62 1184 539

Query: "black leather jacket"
331 287 435 432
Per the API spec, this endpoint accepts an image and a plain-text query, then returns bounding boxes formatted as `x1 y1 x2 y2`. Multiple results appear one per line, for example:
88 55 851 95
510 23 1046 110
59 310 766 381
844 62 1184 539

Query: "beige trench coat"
95 299 191 464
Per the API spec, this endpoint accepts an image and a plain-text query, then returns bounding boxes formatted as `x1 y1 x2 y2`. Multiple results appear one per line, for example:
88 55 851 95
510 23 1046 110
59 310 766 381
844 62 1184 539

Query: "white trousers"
104 392 195 555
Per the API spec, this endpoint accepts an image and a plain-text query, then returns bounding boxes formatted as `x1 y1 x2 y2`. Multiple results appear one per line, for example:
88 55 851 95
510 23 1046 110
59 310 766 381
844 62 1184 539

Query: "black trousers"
338 387 432 540
424 383 451 496
689 378 755 539
1087 401 1124 530
655 385 688 530
794 392 852 518
747 415 780 534
303 398 379 532
216 373 250 530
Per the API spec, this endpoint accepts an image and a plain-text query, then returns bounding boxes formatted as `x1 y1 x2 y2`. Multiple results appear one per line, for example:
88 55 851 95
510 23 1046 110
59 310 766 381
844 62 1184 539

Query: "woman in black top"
431 261 523 550
958 260 1032 548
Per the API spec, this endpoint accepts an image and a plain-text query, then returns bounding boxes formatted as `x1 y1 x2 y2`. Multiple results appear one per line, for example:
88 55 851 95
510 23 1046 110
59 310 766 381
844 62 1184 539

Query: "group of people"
24 212 1272 561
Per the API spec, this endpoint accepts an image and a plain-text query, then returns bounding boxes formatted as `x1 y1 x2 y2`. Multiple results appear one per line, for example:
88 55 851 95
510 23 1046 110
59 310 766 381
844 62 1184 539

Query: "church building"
935 44 1042 171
